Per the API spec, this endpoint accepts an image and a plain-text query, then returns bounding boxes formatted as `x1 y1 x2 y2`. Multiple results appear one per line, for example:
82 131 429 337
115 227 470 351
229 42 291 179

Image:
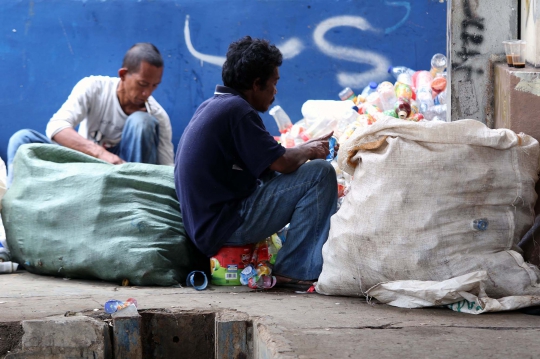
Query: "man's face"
121 61 163 106
252 67 279 113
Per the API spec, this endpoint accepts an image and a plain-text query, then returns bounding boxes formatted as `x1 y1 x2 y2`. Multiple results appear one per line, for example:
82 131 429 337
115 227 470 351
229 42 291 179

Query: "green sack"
2 144 207 286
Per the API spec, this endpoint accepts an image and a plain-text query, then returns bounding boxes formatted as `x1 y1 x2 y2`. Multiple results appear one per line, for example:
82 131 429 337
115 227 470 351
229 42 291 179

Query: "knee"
8 129 41 149
125 112 159 133
303 159 337 186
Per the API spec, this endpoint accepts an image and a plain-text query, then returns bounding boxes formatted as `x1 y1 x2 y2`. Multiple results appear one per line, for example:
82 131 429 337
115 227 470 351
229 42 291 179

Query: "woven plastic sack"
316 118 540 306
2 144 207 286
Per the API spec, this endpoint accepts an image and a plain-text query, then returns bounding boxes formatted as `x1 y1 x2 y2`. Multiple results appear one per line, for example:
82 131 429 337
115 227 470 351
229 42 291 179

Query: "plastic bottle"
269 106 293 134
396 73 413 87
0 261 18 274
415 71 434 113
0 241 10 262
338 87 356 102
434 88 447 105
388 66 416 80
364 91 383 110
383 109 398 118
394 98 412 119
430 53 447 78
377 81 398 111
360 82 378 97
104 298 138 315
423 104 447 121
326 136 338 161
248 275 276 289
431 74 447 95
394 83 414 101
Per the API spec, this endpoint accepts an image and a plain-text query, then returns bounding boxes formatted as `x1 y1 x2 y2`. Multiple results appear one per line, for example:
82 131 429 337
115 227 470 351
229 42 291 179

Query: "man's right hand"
270 131 334 174
301 131 333 160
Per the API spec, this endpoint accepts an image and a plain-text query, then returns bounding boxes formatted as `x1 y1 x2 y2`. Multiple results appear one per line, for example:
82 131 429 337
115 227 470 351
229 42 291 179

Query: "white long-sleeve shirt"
46 76 174 165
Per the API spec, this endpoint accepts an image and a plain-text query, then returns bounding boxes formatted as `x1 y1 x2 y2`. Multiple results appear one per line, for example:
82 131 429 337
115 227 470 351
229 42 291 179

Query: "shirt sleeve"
46 77 95 140
148 97 174 166
231 111 285 178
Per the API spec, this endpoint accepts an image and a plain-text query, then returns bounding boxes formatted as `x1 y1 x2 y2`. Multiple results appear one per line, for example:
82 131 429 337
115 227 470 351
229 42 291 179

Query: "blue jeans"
7 112 159 186
223 160 338 281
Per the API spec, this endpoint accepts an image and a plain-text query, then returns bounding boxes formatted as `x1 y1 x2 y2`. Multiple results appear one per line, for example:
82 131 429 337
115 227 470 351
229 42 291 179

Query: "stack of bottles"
268 53 448 210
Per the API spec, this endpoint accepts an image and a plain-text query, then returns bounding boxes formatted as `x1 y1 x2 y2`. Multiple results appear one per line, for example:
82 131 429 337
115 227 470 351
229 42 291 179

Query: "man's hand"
52 127 125 164
270 131 338 174
95 146 125 164
300 131 334 160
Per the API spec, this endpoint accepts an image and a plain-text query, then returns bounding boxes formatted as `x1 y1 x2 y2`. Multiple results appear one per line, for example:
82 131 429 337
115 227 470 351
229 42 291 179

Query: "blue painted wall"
0 0 446 163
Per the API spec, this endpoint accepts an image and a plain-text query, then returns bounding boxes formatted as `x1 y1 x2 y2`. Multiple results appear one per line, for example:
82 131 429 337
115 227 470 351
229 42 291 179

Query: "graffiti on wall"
185 1 413 89
452 0 485 81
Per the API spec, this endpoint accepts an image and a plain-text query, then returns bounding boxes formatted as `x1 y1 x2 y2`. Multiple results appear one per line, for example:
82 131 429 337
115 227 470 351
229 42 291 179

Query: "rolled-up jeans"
6 112 159 186
223 160 338 281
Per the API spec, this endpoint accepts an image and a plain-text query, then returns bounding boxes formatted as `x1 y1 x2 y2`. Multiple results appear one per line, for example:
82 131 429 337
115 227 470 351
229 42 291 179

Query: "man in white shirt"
6 43 174 185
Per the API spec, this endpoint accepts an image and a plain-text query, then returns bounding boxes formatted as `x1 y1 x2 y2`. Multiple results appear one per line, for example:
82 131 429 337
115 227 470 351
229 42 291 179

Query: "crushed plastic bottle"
423 104 447 121
326 136 337 161
388 66 416 79
248 275 277 289
104 298 138 317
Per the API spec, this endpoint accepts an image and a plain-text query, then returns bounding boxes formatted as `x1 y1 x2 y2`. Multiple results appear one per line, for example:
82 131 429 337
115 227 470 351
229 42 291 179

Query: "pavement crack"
444 325 540 331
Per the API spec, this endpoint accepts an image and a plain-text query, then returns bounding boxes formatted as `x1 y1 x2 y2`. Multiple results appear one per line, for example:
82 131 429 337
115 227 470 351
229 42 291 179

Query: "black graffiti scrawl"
453 0 485 81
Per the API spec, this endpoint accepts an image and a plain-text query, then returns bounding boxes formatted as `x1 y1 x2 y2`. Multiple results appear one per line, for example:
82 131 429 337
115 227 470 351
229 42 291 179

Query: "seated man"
175 36 338 286
7 42 174 185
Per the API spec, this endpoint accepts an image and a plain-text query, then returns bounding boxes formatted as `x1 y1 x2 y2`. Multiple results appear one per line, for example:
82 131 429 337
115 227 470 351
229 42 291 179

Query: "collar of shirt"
214 85 243 97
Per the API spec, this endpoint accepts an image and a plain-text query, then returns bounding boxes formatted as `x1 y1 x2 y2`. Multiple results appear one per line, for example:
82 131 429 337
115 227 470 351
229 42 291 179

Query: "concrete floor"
1 270 540 358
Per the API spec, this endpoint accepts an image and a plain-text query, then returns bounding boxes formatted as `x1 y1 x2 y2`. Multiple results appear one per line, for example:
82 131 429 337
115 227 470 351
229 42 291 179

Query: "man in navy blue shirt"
175 36 337 286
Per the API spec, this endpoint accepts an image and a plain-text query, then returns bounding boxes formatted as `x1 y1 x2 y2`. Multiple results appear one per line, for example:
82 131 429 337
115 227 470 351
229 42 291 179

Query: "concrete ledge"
5 315 112 359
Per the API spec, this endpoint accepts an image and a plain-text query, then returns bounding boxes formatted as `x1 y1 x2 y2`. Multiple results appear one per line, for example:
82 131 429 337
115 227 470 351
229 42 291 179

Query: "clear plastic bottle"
415 71 434 113
376 81 398 111
396 73 413 87
430 53 447 78
423 104 447 121
269 106 293 134
434 88 447 105
364 91 383 110
388 66 416 80
360 82 378 97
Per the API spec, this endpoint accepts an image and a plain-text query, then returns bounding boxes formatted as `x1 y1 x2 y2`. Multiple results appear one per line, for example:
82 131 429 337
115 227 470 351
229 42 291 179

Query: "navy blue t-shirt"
175 85 286 257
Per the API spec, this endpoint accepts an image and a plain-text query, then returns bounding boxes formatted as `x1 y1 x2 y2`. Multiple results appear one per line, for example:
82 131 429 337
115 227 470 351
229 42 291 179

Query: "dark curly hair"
222 36 283 92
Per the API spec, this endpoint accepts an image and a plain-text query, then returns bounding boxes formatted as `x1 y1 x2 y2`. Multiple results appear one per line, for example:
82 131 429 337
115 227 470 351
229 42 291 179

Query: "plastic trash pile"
270 53 448 208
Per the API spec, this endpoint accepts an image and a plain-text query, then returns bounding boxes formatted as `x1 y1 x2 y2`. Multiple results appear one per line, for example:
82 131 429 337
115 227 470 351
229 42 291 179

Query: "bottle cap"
387 66 393 73
369 81 378 89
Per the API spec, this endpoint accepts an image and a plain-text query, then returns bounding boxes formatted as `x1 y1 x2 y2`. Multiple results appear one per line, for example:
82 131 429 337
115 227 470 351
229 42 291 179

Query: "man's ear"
118 68 128 80
252 77 262 91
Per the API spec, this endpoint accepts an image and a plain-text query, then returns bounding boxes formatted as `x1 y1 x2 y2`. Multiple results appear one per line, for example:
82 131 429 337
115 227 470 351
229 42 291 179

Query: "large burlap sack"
316 118 540 310
2 144 207 286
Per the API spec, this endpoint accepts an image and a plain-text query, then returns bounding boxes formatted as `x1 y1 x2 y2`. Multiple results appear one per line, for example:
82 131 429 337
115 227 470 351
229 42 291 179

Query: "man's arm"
53 128 125 164
269 132 333 174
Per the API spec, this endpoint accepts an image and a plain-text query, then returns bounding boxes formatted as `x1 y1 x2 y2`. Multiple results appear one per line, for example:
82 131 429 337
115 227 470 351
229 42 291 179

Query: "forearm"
52 127 103 158
269 146 313 174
